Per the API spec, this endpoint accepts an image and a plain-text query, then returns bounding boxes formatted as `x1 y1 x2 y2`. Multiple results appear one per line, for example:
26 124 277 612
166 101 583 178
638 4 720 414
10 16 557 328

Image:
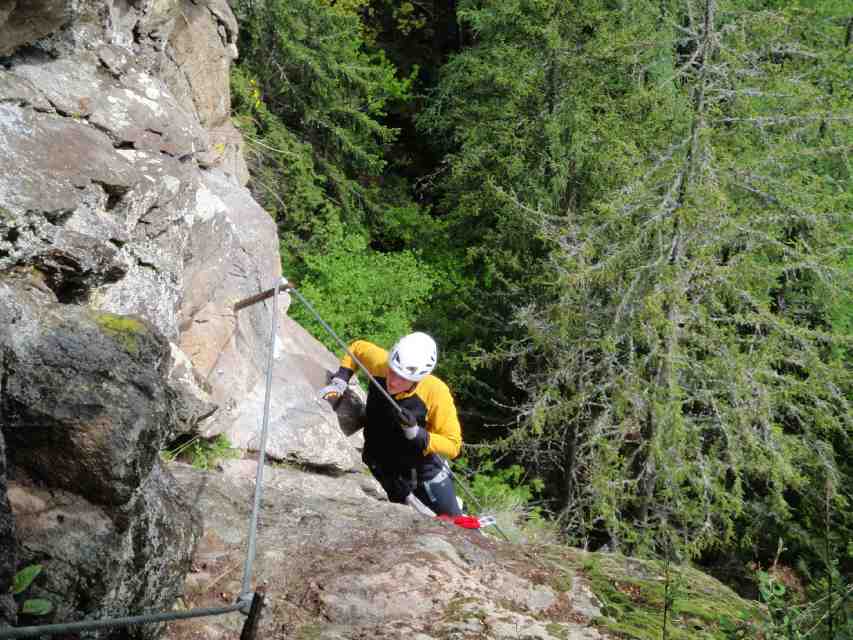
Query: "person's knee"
422 477 462 516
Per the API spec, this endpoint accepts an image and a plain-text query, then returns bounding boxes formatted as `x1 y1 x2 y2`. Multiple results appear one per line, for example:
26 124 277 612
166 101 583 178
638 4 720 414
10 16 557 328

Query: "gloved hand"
318 377 348 401
399 408 419 440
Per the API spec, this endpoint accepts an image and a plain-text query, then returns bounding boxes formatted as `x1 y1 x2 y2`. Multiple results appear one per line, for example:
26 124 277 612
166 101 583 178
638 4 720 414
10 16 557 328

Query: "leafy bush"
451 455 557 543
162 435 241 471
289 225 437 351
11 564 52 616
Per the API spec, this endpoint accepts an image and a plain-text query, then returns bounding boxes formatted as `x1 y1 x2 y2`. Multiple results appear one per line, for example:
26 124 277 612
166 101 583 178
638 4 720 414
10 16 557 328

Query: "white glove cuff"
403 425 419 440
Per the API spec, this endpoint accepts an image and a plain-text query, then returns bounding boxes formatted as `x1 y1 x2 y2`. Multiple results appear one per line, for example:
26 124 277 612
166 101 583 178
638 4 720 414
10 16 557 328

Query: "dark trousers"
413 469 463 516
367 460 463 516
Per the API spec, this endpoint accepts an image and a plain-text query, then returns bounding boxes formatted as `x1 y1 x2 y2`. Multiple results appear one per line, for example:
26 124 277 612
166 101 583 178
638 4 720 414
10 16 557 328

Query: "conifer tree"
230 0 436 347
435 0 852 561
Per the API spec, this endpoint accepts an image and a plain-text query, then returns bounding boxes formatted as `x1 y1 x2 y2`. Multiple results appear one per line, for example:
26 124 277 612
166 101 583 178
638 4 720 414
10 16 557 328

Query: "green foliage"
289 224 436 351
574 550 762 640
231 65 337 259
231 0 435 351
11 565 53 617
454 456 544 511
20 599 53 616
162 435 240 471
414 0 579 404
452 454 555 543
721 566 853 640
465 0 853 567
232 0 406 176
230 0 851 606
11 565 41 595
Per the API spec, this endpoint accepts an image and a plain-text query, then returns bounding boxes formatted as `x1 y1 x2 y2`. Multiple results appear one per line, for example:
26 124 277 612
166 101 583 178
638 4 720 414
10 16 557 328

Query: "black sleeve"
334 366 354 382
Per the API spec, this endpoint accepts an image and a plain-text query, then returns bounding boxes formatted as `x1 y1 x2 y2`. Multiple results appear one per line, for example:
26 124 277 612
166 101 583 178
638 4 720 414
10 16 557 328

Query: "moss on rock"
93 312 148 355
538 548 763 640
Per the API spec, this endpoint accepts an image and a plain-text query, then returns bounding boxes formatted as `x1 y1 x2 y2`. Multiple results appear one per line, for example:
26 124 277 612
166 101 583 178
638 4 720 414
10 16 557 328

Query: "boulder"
8 461 200 632
0 0 67 57
225 352 362 474
0 284 172 507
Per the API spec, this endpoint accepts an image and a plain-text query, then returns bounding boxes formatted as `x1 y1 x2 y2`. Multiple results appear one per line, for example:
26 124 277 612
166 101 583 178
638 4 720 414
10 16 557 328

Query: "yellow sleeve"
420 377 463 459
340 340 388 379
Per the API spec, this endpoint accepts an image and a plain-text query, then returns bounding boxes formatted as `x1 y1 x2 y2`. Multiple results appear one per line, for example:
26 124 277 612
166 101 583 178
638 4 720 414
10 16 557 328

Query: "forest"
228 0 852 634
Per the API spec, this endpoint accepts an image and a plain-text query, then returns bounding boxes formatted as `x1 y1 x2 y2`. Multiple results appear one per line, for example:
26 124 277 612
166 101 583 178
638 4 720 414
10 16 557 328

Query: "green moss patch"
539 549 764 640
294 623 323 640
93 312 147 355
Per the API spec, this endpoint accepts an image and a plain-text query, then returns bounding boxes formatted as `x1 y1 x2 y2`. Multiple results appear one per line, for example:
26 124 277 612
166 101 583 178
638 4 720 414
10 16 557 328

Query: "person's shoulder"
351 339 380 349
416 374 453 401
351 339 387 357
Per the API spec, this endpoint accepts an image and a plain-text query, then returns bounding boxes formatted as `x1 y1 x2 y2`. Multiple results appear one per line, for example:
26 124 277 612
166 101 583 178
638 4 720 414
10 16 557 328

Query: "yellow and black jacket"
336 340 462 483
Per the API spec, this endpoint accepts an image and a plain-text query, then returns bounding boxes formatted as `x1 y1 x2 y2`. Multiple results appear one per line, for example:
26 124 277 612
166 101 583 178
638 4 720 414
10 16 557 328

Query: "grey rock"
0 103 141 217
101 462 201 625
208 121 249 186
164 0 236 128
95 67 207 156
10 53 206 157
0 284 172 507
8 461 200 635
167 342 217 436
226 360 362 473
97 45 133 77
205 0 238 45
11 54 106 119
178 168 281 421
0 428 16 628
569 579 603 619
0 70 53 112
86 150 199 338
134 0 182 45
0 0 67 57
168 462 598 640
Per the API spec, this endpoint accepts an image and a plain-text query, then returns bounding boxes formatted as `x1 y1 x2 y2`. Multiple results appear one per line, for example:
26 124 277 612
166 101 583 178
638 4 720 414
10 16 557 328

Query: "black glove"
398 408 429 451
399 408 417 429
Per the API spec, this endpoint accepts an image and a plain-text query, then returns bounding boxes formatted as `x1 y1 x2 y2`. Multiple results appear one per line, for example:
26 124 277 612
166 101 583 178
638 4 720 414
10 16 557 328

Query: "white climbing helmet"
388 332 437 382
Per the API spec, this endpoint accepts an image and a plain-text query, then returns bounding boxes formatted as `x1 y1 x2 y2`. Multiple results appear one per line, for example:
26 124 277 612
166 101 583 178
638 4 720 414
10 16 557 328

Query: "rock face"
0 282 201 631
0 0 245 635
0 1 67 57
8 463 200 630
1 285 172 506
166 461 608 640
176 170 364 469
0 428 15 629
0 0 364 634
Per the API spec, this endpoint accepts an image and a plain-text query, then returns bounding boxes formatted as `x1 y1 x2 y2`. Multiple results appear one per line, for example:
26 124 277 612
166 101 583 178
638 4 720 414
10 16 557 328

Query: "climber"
319 332 464 516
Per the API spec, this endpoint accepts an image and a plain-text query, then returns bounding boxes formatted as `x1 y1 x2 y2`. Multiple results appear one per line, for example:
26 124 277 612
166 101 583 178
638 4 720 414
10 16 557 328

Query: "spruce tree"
469 0 852 561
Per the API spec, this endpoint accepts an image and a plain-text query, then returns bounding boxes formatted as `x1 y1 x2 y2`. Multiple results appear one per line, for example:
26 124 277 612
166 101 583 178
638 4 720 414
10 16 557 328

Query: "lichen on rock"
94 312 148 355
